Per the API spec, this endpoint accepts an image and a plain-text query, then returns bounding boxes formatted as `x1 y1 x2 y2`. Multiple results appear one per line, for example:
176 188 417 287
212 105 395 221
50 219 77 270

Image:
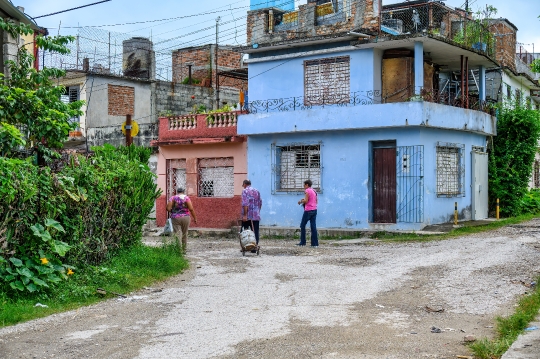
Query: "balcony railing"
247 89 493 115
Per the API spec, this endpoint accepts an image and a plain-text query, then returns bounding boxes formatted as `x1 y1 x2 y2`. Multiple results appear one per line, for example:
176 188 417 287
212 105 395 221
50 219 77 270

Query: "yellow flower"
40 258 49 265
67 268 74 276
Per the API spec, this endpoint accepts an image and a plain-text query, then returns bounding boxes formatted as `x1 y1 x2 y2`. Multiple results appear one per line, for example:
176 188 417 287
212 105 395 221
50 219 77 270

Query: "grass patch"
469 277 540 358
371 213 540 243
0 240 188 328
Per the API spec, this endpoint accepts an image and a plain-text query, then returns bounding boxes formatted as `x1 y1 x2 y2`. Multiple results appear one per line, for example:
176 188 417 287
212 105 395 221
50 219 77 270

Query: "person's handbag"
162 218 173 236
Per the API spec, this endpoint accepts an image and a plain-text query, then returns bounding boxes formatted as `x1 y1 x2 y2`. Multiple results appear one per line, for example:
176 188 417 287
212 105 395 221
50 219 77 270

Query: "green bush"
489 104 540 216
0 145 160 295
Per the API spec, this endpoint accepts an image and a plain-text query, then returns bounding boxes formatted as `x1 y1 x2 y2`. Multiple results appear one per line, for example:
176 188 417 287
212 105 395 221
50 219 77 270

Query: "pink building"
153 111 247 228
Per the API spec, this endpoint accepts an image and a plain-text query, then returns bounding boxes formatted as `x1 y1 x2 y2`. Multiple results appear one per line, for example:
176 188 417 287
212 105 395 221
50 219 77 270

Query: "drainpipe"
479 65 486 108
414 41 424 96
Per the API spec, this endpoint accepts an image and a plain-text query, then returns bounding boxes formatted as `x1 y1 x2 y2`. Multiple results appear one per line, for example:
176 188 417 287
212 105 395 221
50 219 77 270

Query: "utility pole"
215 16 220 109
125 114 133 146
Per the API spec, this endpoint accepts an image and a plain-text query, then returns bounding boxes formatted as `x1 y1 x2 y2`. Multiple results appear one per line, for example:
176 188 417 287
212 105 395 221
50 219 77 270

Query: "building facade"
236 0 499 230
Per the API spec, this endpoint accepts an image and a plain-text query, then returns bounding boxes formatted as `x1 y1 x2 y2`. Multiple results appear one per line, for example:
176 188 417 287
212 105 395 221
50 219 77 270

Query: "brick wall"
246 0 380 46
171 45 247 91
108 84 135 116
488 20 517 72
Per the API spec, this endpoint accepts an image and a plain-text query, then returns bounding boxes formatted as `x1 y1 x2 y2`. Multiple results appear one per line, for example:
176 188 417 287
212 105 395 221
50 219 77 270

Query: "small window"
304 56 350 106
273 144 321 192
534 161 540 189
506 84 512 99
198 158 234 198
515 89 522 105
436 142 465 197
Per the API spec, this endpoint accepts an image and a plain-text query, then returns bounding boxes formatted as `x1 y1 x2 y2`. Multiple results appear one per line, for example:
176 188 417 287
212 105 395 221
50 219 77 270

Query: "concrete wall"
239 102 496 137
155 141 247 228
248 48 378 101
245 126 486 230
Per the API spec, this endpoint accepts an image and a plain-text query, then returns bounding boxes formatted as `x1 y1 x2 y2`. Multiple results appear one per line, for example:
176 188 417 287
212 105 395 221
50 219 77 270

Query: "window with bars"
534 160 540 188
166 159 187 199
61 86 80 128
198 158 234 198
304 56 350 105
436 142 465 197
273 144 321 192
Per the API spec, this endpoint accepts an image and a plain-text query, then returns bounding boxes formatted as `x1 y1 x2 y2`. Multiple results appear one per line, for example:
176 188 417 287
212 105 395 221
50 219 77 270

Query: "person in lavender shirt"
297 179 318 247
241 179 262 253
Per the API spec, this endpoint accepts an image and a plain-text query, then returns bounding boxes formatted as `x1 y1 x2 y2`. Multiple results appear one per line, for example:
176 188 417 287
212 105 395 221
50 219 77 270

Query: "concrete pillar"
479 65 486 104
414 41 424 96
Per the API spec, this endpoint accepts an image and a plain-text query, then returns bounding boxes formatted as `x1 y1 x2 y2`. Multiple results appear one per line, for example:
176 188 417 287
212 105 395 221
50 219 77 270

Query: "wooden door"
373 147 397 223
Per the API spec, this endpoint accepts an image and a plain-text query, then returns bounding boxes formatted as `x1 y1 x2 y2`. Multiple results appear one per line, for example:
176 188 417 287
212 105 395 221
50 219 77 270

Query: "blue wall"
250 0 295 11
246 126 486 230
247 48 379 101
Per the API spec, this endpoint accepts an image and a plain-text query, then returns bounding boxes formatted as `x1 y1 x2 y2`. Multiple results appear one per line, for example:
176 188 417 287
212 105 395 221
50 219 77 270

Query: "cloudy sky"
14 0 540 54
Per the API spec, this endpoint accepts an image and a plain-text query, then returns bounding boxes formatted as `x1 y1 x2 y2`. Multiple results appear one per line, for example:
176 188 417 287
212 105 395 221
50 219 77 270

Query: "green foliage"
0 145 160 296
0 242 188 327
531 59 540 73
181 77 201 85
489 103 540 216
452 6 497 57
191 104 207 114
0 123 25 156
0 18 83 161
470 275 540 358
206 104 235 123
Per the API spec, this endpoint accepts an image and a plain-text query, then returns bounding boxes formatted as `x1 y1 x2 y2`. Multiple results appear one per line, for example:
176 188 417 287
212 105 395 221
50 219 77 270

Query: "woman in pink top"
297 179 318 247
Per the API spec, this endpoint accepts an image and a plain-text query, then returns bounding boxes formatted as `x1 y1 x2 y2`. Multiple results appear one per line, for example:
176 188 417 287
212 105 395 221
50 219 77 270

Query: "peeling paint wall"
243 120 488 231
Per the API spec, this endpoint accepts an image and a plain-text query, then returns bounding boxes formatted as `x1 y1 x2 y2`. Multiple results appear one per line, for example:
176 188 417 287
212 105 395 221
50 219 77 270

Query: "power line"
34 0 112 20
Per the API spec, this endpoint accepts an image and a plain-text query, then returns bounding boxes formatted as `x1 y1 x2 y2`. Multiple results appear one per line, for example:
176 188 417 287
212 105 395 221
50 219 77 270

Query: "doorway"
372 141 397 223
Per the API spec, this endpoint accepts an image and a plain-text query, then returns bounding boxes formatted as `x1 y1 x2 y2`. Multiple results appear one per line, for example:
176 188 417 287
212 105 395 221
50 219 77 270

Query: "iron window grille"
436 142 465 197
61 86 80 129
166 159 187 200
198 157 234 198
272 143 322 193
304 56 350 106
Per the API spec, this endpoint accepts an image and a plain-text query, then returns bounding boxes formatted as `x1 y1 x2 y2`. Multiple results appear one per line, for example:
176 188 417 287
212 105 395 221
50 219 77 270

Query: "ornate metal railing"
247 91 382 114
247 89 494 115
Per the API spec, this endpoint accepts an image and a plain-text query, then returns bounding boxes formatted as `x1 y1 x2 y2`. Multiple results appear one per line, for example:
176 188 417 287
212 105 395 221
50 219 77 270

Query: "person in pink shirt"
296 179 318 247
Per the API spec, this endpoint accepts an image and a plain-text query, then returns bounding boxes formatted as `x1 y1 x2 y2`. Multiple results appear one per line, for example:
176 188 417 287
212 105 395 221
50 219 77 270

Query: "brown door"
373 147 396 223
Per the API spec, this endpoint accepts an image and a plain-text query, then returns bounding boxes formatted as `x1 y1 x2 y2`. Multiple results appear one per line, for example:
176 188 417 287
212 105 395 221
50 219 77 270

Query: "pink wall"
156 141 247 228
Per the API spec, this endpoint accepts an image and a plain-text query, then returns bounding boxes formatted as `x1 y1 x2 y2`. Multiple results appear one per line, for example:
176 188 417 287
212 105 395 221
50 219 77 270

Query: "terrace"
152 111 245 145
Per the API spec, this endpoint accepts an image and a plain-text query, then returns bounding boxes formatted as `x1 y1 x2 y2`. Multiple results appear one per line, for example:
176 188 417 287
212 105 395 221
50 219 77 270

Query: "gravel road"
1 220 540 359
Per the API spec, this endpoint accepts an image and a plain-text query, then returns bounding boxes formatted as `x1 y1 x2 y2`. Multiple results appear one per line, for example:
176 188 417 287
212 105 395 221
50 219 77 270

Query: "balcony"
153 111 245 145
247 89 494 115
515 45 540 82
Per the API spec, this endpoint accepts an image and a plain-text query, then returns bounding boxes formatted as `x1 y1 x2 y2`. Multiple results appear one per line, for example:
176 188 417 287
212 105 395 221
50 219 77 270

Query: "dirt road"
1 220 540 359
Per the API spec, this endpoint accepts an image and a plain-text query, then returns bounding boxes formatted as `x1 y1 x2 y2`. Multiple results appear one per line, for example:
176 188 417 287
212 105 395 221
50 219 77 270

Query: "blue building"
238 0 498 230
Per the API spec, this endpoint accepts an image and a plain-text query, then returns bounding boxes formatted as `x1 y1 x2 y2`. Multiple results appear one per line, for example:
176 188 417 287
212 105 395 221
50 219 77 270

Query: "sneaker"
311 245 319 248
295 243 306 246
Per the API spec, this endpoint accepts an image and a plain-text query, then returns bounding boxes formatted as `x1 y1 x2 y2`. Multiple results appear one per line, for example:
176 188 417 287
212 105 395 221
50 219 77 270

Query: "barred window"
534 161 540 189
273 144 321 192
304 56 350 105
436 142 465 197
198 158 234 198
166 159 187 199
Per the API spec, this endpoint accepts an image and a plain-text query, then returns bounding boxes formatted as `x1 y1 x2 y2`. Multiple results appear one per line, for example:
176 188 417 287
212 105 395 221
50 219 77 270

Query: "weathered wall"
171 45 247 91
155 142 247 228
155 81 240 115
246 0 381 45
488 19 517 71
247 48 377 101
244 125 485 230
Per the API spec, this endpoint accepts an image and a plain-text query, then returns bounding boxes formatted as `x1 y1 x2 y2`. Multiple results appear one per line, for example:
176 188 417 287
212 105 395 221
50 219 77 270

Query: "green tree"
0 19 84 164
489 98 540 216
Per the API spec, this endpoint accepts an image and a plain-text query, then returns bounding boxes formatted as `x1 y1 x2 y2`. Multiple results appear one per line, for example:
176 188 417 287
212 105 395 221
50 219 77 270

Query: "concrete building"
236 0 501 231
0 1 44 76
152 111 247 228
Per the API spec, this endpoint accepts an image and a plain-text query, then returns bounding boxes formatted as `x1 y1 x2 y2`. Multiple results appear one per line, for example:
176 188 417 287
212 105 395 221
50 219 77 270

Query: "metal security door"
472 150 488 220
373 147 397 223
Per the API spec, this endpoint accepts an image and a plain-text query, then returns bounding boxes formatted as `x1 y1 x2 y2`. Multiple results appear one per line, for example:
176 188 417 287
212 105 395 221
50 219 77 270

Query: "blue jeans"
300 210 318 246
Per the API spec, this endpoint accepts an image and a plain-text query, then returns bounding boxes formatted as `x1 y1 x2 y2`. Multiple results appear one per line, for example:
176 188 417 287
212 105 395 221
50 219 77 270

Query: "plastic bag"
163 218 173 236
240 229 256 247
